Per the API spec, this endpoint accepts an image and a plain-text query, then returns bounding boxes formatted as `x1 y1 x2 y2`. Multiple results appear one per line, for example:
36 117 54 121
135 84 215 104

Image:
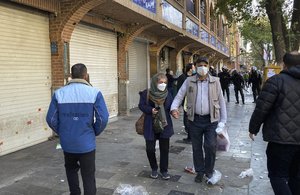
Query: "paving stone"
96 187 114 195
168 190 194 195
175 140 192 144
95 171 115 180
170 146 186 154
0 182 64 195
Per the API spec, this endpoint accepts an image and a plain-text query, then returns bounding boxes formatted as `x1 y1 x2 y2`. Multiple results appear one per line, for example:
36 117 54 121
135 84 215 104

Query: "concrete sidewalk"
0 86 272 195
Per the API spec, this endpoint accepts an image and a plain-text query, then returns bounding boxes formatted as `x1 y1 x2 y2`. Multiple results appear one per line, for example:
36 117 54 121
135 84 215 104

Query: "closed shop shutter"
0 3 52 155
128 40 148 109
70 24 118 117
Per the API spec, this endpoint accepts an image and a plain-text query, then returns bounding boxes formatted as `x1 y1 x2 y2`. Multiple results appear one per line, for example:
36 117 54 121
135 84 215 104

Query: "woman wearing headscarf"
138 73 174 180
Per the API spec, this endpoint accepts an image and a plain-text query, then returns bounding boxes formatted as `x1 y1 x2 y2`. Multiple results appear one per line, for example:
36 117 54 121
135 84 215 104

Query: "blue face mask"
192 70 197 75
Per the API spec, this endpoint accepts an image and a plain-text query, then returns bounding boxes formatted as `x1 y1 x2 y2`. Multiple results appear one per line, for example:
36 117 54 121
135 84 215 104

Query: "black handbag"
152 114 164 134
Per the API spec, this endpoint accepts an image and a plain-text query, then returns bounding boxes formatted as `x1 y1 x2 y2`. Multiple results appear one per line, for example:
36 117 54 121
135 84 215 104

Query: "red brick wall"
11 0 59 13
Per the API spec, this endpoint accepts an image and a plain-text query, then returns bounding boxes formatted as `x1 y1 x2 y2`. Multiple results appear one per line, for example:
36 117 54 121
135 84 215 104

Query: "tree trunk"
265 0 286 65
291 0 300 51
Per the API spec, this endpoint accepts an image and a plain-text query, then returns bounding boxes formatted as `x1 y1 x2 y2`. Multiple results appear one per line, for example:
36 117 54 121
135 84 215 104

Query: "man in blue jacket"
46 63 109 195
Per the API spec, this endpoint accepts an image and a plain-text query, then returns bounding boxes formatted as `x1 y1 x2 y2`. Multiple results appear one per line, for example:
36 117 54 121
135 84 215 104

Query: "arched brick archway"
117 23 157 115
49 0 107 89
149 37 176 76
175 43 194 72
50 0 107 42
117 23 156 80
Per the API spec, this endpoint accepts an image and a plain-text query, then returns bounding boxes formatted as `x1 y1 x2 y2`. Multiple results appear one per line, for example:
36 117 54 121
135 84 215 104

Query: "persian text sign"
133 0 156 13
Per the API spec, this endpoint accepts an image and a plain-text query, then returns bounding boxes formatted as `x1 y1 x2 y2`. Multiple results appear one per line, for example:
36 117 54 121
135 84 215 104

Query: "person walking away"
46 63 109 195
209 66 217 76
138 73 174 180
231 70 245 104
249 51 300 195
218 66 231 102
177 63 196 143
166 68 177 97
243 71 249 88
171 57 227 183
248 66 262 103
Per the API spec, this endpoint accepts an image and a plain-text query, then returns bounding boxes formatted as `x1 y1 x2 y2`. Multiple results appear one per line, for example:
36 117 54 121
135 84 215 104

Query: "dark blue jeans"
64 150 96 195
189 115 218 177
183 111 191 139
267 142 300 195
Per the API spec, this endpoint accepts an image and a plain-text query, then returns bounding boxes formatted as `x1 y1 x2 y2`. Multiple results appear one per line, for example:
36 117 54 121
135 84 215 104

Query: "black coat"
231 73 244 89
248 71 262 87
218 71 231 88
249 65 300 145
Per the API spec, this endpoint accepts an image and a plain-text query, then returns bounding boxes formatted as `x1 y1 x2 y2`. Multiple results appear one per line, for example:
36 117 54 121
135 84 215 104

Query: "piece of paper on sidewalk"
56 143 62 150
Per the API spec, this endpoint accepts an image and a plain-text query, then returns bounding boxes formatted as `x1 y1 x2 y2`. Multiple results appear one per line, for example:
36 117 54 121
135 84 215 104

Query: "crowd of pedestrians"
45 51 300 195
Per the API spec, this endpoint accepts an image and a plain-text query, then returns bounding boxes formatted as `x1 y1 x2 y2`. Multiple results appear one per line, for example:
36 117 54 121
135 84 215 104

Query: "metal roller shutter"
128 40 148 110
0 3 52 155
70 24 118 117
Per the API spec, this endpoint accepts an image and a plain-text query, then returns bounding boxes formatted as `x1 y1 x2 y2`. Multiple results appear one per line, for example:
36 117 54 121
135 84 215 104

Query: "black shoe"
150 170 158 179
242 102 245 104
161 172 171 180
205 173 213 180
195 173 203 183
235 102 239 104
252 101 256 103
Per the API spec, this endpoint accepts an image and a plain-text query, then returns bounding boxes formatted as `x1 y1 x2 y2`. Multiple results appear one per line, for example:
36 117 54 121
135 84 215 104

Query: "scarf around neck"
149 73 168 128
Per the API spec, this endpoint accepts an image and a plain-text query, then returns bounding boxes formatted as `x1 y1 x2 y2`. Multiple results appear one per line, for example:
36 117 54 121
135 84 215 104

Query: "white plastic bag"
113 184 149 195
216 125 230 151
239 168 253 178
207 170 222 185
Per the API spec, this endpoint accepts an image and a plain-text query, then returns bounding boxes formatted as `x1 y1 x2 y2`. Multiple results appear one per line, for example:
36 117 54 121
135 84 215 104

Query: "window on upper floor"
187 0 196 16
223 24 227 42
200 0 207 25
210 5 215 32
221 19 225 41
217 16 221 37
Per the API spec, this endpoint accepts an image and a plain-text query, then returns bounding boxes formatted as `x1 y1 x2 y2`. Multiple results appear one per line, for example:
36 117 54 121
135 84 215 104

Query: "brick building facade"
0 0 232 155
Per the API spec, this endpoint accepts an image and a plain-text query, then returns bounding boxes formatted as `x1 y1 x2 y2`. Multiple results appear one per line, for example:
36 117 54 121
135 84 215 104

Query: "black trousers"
234 87 245 103
64 150 96 195
252 85 261 102
221 86 230 102
267 142 300 195
146 135 170 173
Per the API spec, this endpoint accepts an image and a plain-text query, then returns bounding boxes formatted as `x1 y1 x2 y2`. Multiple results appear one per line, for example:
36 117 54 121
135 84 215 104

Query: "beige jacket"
185 74 223 122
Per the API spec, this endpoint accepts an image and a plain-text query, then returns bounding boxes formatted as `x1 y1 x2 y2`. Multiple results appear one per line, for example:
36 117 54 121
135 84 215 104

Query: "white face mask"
157 83 167 91
197 66 208 76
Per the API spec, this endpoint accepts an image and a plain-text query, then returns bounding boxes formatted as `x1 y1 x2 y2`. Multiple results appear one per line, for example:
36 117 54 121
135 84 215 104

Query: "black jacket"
231 73 244 89
249 65 300 145
177 73 187 91
248 71 262 87
218 71 231 88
